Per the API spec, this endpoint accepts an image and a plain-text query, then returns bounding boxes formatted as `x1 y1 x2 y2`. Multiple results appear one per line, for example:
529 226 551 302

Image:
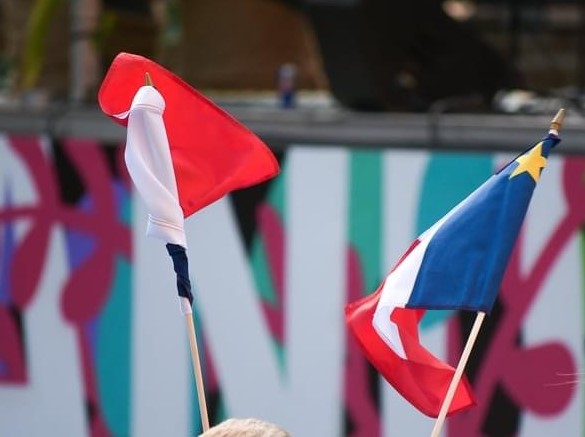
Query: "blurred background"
1 1 585 436
1 0 585 112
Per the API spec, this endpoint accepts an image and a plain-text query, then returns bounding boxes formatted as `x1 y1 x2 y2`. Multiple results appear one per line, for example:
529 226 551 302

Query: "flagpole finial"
549 108 565 134
145 72 153 86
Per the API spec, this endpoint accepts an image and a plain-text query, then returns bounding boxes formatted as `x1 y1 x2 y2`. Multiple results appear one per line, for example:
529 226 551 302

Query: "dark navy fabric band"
166 243 194 306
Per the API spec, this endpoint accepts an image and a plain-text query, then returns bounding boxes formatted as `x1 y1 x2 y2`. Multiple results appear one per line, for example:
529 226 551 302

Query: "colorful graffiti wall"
0 134 583 436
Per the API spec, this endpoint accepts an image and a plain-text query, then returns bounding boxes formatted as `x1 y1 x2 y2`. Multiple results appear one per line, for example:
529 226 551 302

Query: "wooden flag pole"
185 309 211 432
145 72 153 86
144 72 210 431
430 311 485 437
430 108 566 437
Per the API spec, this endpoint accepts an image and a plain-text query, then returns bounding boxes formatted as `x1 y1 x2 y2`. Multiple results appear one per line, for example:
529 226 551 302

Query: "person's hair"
199 417 291 437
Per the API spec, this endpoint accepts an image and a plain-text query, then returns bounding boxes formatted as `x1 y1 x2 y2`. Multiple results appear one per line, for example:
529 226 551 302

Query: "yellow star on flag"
509 143 547 182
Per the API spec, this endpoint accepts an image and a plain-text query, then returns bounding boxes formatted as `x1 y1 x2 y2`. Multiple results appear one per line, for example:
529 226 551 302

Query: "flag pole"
183 299 211 432
429 311 485 437
144 72 210 432
548 108 565 135
145 72 153 87
430 108 566 437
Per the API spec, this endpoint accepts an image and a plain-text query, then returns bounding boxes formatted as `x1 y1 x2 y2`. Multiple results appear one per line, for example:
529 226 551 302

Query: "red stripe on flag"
345 285 476 417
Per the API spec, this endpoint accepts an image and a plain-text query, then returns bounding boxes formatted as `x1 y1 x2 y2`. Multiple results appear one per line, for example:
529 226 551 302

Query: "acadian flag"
98 52 280 309
345 131 560 417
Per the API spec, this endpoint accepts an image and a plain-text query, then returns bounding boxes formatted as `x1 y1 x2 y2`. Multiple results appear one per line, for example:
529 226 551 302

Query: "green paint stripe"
249 162 288 374
268 162 286 221
348 151 382 293
251 239 276 304
97 257 131 436
250 159 287 304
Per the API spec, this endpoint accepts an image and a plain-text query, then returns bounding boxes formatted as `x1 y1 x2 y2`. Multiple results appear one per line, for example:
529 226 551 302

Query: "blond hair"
199 418 290 437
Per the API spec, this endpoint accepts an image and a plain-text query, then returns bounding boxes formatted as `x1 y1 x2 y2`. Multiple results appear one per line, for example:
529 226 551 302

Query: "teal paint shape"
247 161 288 372
251 228 286 371
119 187 132 226
268 162 286 222
251 162 287 304
417 152 493 329
96 256 132 436
349 151 382 293
251 239 277 304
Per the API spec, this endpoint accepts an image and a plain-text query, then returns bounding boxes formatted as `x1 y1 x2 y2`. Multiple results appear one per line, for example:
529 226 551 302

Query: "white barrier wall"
0 135 583 436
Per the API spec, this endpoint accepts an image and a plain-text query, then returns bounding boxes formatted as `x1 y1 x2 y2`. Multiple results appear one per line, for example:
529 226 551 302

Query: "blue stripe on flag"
406 134 559 313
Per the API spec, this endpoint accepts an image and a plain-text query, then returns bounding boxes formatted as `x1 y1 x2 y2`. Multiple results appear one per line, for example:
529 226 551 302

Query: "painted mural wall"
0 134 583 437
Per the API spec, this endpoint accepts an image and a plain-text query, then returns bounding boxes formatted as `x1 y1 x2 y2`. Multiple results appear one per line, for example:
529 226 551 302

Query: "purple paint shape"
64 195 97 271
0 359 6 376
0 184 15 305
70 195 98 350
114 181 127 208
65 229 97 271
113 181 131 225
64 184 129 271
64 181 129 355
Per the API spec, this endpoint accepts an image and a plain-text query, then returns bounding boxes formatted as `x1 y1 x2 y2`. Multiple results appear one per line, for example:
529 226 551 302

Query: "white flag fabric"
123 85 187 248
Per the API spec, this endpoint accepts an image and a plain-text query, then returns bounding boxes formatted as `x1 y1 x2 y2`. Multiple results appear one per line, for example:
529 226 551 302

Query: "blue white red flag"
346 132 560 417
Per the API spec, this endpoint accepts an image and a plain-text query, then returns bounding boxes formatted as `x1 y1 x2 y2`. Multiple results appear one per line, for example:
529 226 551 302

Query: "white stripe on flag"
125 86 186 248
373 174 469 358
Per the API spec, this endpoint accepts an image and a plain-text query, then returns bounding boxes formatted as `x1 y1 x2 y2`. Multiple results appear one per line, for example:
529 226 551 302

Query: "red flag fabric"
345 284 476 418
98 52 280 218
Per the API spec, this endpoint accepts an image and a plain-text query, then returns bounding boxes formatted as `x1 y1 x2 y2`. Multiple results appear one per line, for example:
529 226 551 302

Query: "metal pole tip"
549 108 565 133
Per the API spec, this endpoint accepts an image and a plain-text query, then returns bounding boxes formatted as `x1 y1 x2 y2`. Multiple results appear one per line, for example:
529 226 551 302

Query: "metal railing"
1 103 584 154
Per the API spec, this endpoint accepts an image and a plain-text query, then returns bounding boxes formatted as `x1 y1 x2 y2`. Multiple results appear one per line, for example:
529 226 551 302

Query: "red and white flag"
98 52 280 310
99 52 280 222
